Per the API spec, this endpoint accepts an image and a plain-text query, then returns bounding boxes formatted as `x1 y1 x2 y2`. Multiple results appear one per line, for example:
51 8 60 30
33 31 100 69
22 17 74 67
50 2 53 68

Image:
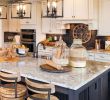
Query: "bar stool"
25 78 59 100
0 71 27 100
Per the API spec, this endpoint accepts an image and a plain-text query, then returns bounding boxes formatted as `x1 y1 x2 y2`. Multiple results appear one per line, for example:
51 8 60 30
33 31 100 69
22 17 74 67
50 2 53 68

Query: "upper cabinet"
98 0 110 36
8 6 20 32
64 0 89 20
42 18 62 34
20 1 42 30
88 0 99 30
41 0 99 33
20 3 37 25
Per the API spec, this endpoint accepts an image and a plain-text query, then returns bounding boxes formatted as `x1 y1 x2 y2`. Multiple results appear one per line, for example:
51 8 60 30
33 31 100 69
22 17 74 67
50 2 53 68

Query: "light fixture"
0 5 7 19
42 0 63 18
11 1 32 19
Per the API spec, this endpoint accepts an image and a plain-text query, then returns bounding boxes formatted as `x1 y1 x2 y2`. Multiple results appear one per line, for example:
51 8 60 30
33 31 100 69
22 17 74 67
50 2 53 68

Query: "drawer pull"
89 55 93 56
95 83 97 90
26 21 29 23
99 56 104 58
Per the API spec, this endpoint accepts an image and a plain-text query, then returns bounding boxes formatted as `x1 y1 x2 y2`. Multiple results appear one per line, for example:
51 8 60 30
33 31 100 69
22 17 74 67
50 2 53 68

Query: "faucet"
35 42 46 58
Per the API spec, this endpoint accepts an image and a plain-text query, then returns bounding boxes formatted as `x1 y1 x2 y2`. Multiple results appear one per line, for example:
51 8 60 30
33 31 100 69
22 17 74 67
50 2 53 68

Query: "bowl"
17 48 29 56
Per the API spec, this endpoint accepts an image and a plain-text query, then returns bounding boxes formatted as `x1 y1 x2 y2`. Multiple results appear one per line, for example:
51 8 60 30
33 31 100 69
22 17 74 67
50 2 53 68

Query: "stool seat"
0 84 27 98
27 94 59 100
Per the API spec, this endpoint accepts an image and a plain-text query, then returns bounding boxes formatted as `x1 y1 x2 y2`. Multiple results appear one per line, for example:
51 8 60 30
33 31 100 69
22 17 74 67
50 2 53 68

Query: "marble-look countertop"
0 57 110 90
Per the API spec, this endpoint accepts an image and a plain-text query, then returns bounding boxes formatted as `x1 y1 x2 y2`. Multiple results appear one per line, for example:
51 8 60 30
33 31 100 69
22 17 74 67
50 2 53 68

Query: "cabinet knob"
49 30 51 32
72 16 75 18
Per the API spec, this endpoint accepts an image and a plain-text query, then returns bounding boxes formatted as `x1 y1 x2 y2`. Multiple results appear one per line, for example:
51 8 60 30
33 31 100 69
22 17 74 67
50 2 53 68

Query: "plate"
40 64 72 73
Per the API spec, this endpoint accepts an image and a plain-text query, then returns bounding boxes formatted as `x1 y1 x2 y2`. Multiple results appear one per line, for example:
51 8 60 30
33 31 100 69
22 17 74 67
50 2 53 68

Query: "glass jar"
70 39 87 68
52 36 69 66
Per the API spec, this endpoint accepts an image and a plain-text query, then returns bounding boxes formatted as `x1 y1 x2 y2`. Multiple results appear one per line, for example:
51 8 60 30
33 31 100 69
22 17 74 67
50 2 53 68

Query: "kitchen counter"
0 57 110 91
0 57 110 100
88 49 110 54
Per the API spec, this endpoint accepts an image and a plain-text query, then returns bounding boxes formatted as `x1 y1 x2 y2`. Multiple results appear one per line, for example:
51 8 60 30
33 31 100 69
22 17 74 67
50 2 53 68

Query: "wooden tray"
40 64 72 73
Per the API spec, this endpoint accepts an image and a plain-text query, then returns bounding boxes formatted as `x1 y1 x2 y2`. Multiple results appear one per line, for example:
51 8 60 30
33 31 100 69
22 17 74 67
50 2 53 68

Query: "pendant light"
11 1 32 19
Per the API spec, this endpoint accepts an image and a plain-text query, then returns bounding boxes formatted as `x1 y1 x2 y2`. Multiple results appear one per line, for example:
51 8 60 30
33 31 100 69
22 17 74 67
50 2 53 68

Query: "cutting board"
40 64 72 73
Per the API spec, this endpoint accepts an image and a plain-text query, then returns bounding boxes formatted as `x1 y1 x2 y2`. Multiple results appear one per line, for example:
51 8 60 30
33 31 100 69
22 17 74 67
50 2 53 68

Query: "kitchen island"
0 57 110 100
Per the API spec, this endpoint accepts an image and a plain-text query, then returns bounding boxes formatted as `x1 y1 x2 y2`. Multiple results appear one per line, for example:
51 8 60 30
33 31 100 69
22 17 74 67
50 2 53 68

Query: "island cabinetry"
78 79 101 100
108 72 110 99
56 77 104 100
78 75 108 100
88 79 101 100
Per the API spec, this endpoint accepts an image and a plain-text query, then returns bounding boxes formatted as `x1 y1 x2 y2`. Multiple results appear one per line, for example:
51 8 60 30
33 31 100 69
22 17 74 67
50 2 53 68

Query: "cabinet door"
8 7 20 32
89 79 101 100
64 0 73 18
20 3 37 25
74 0 88 19
9 19 20 32
95 53 110 62
98 0 110 36
42 18 51 33
64 0 89 19
42 18 61 34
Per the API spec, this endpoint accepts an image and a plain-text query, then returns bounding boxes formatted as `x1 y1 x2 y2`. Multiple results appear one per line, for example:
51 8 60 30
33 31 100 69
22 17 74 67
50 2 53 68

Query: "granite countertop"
88 49 110 54
0 57 110 90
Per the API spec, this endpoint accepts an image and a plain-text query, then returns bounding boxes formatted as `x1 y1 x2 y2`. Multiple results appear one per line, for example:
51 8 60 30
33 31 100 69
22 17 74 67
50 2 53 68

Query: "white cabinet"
20 1 41 30
87 51 110 62
64 0 89 20
87 52 95 60
42 18 62 34
42 18 50 33
88 0 99 30
20 2 37 25
8 19 20 32
8 6 20 32
2 19 9 32
95 53 110 62
38 45 53 58
98 0 110 36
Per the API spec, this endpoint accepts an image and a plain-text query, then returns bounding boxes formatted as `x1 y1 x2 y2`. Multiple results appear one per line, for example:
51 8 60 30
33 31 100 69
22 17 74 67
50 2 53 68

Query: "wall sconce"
42 0 63 18
0 5 7 19
11 2 32 19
